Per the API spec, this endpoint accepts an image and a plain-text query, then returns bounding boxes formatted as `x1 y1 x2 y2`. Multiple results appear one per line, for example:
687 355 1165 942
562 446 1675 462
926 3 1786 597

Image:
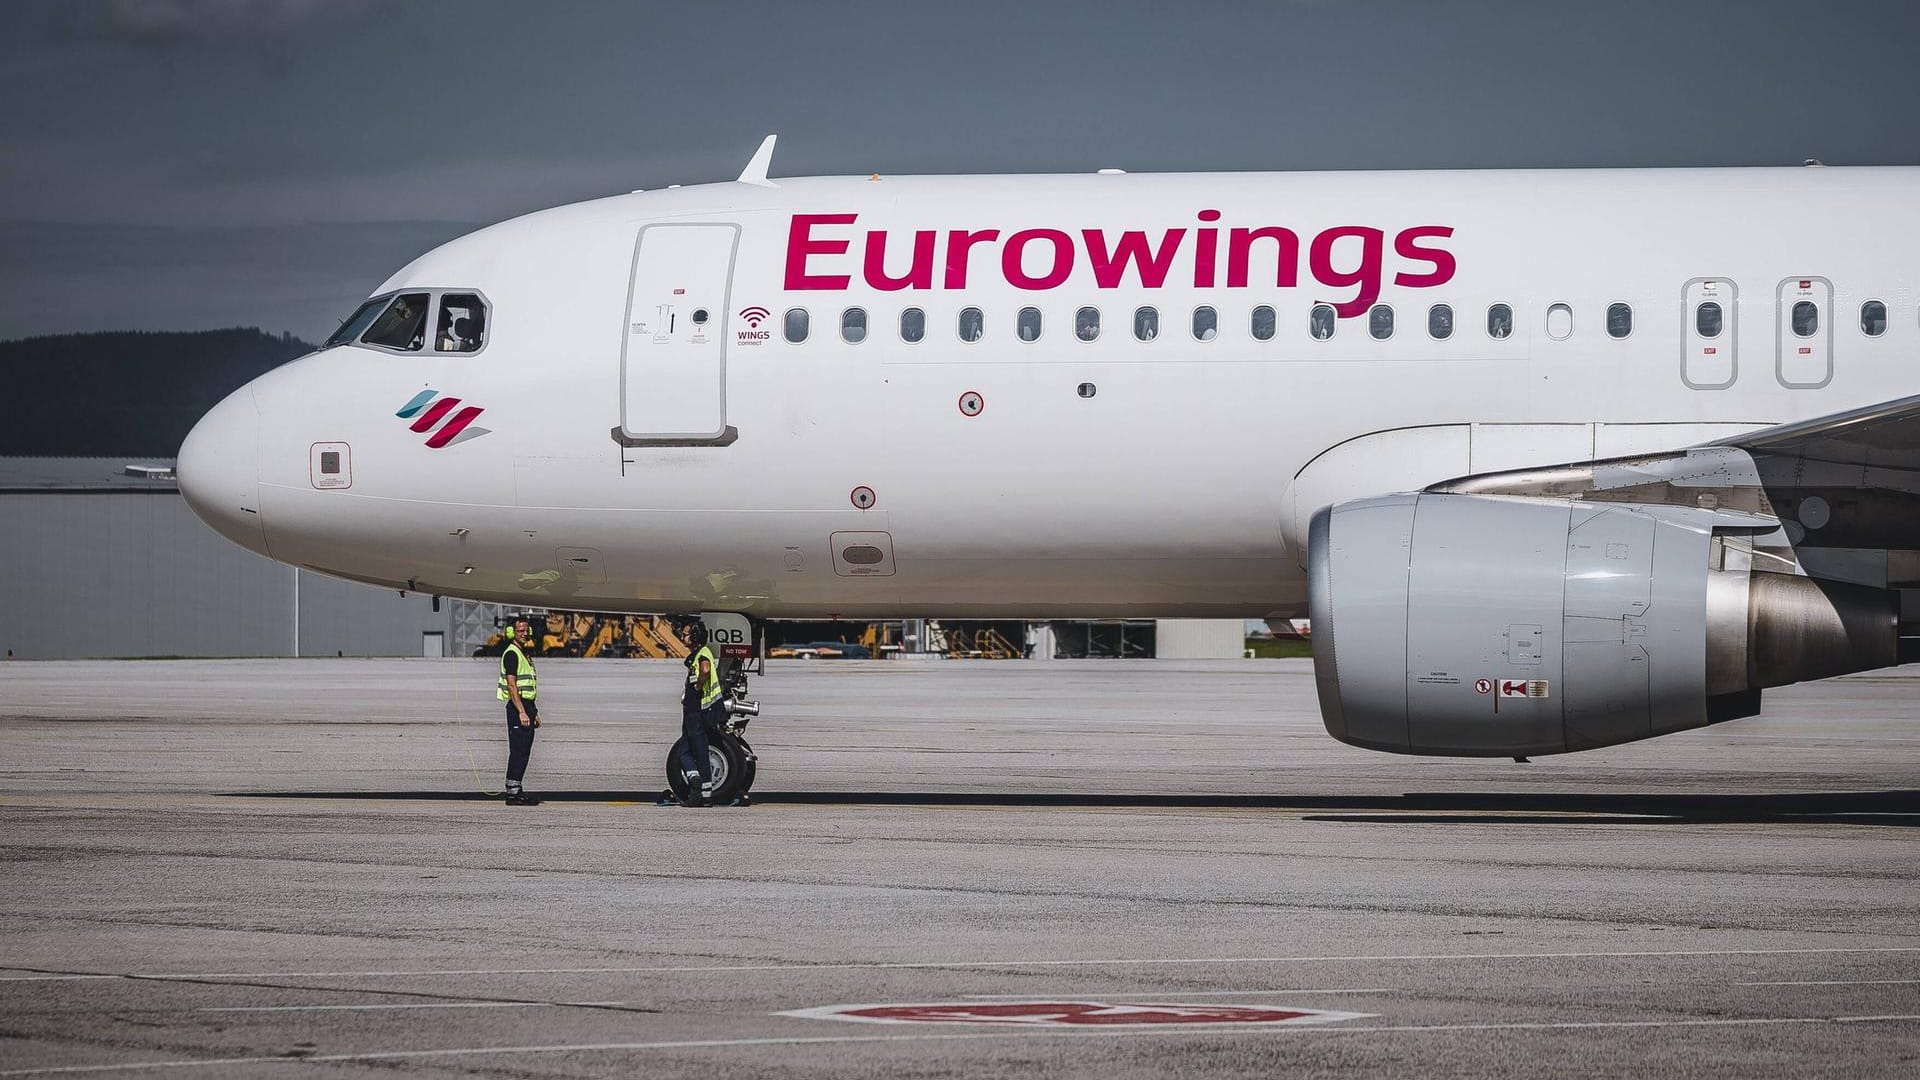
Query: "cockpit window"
325 297 390 349
435 293 487 353
362 292 430 351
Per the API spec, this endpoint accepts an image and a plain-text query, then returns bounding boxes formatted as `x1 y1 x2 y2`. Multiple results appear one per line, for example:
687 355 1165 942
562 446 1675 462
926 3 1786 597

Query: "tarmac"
0 657 1916 1078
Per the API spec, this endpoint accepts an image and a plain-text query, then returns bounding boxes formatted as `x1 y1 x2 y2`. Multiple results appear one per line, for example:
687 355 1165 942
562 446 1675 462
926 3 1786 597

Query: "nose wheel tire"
666 730 755 805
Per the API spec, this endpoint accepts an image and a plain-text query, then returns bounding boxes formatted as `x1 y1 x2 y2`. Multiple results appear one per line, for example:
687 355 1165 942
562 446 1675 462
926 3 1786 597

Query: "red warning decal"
778 1000 1368 1027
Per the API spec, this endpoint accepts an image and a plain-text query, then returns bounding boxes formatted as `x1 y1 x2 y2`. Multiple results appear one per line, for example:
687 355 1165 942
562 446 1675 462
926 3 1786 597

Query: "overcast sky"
3 0 1918 342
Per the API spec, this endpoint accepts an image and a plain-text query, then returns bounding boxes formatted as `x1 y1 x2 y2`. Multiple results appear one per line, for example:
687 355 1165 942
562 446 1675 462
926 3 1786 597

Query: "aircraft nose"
178 386 266 555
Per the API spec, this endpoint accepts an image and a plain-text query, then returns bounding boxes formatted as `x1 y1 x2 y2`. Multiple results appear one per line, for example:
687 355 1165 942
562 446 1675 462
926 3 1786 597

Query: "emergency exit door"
617 223 740 445
1776 277 1833 389
1681 277 1737 390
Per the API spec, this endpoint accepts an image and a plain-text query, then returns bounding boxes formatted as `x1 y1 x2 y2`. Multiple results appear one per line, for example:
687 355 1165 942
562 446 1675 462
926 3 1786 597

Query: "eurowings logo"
395 389 489 449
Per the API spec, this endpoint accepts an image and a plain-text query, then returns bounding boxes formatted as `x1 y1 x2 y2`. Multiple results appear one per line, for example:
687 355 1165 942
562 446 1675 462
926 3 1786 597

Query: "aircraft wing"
1713 392 1920 562
1426 393 1920 587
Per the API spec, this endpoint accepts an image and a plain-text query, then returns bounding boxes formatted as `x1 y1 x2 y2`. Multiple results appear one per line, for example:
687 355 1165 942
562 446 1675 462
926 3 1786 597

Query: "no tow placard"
700 611 754 659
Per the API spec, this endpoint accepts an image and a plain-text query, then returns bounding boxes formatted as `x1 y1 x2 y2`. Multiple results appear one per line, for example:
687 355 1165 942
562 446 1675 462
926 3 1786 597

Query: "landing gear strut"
663 612 763 806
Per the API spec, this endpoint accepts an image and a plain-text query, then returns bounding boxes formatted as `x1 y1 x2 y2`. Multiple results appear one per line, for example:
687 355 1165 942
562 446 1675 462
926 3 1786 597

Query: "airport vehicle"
474 612 689 659
178 136 1920 789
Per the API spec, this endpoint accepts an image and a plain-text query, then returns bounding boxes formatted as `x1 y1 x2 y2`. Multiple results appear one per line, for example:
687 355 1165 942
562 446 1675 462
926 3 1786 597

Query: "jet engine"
1307 493 1899 756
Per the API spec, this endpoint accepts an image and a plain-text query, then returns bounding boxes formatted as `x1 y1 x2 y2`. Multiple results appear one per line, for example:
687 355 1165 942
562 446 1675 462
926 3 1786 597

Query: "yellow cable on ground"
455 654 502 797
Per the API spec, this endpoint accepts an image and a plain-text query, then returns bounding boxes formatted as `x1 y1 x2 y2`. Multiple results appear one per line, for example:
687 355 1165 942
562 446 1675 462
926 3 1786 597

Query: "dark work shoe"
504 792 541 806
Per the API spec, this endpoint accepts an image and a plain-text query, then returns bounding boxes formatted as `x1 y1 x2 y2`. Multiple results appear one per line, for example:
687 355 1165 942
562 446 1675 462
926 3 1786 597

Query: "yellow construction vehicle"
940 624 1022 659
474 612 692 658
627 616 688 658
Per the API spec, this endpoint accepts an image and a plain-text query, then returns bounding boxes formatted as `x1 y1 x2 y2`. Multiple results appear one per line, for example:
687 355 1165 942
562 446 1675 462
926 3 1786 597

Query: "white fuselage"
177 166 1920 618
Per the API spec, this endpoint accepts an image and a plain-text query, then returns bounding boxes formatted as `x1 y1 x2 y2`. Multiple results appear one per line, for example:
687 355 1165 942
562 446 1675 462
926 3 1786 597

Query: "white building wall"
1154 618 1247 659
0 491 443 659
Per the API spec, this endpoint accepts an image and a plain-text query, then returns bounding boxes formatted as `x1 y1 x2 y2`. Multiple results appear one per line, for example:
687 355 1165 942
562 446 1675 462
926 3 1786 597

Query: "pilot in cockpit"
436 299 485 352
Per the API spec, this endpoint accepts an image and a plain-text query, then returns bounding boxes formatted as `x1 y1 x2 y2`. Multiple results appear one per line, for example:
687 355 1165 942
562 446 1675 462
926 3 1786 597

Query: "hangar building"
0 458 1245 660
0 458 459 659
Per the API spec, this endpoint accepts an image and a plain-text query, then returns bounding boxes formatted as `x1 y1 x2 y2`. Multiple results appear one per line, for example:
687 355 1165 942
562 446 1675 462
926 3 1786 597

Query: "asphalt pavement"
1 658 1915 1078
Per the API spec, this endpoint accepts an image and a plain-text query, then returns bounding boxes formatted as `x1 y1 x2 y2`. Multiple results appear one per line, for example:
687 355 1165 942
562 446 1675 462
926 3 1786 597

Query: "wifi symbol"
738 305 771 328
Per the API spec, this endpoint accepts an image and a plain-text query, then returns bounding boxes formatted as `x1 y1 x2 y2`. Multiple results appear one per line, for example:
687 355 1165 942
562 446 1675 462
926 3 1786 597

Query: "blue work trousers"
679 704 713 782
504 700 538 784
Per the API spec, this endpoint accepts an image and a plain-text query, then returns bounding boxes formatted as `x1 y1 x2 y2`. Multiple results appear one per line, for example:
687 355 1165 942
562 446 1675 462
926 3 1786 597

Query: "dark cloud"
54 0 385 47
0 220 474 340
1 0 1917 339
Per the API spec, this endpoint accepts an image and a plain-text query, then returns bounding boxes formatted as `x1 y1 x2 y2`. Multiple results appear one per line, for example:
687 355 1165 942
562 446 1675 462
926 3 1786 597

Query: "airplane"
177 135 1920 797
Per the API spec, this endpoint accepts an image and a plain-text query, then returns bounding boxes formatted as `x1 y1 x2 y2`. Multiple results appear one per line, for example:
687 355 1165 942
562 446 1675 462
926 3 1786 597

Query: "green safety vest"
497 641 537 701
688 645 722 709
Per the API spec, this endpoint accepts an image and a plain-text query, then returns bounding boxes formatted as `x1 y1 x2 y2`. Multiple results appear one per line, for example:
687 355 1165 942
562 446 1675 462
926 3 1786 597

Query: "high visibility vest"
497 642 537 701
687 645 722 709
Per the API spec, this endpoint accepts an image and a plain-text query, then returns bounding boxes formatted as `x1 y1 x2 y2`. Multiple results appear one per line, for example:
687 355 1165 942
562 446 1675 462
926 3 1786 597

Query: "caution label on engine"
1497 679 1550 698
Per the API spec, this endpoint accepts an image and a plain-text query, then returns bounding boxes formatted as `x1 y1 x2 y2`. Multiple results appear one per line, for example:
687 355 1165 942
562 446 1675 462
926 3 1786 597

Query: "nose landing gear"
665 725 756 806
663 613 763 807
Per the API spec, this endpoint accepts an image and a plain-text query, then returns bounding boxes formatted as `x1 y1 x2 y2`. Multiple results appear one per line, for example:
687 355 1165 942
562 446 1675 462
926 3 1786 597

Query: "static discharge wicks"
784 212 1456 317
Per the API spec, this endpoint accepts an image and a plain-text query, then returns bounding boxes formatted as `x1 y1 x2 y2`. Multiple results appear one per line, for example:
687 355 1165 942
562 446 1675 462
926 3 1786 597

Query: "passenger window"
326 297 390 349
1698 301 1725 338
1075 306 1100 342
1487 303 1513 340
959 306 984 343
784 308 809 343
900 307 926 343
1250 305 1276 341
1427 303 1454 340
1018 306 1042 342
1309 304 1335 341
1134 306 1159 341
1606 302 1632 339
434 293 487 353
362 292 430 351
1192 305 1218 341
841 307 868 344
1368 304 1394 340
1545 303 1573 341
1791 301 1818 337
1862 299 1887 336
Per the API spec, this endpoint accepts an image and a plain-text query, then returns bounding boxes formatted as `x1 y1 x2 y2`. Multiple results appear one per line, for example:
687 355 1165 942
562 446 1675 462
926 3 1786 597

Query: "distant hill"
2 328 315 456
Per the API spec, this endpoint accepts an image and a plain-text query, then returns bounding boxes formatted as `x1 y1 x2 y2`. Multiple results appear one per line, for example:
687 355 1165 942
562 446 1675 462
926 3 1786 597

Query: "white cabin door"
618 223 740 445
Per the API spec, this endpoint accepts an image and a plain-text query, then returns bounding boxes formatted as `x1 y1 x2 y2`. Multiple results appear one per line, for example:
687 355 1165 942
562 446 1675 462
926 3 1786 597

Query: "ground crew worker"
498 616 541 806
676 619 723 806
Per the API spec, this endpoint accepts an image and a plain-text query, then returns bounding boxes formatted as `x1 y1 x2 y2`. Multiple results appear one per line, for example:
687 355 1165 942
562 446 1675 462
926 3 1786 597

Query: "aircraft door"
617 223 740 445
1775 277 1833 389
1681 278 1737 390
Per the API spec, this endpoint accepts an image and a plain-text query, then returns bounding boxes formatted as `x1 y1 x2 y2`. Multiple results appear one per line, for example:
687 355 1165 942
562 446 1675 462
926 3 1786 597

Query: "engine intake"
1308 493 1898 756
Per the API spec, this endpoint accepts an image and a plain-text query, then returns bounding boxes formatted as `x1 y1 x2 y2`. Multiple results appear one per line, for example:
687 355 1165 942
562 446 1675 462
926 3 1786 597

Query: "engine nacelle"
1308 494 1899 756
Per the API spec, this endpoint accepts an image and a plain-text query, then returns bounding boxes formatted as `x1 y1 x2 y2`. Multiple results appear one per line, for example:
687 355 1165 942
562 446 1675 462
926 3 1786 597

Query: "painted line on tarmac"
209 1000 630 1012
1738 979 1920 987
962 989 1396 998
4 944 1917 982
2 1013 1918 1076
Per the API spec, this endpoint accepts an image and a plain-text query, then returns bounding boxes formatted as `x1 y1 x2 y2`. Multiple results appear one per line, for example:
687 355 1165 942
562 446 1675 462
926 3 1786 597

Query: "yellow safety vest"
688 645 722 708
497 641 537 701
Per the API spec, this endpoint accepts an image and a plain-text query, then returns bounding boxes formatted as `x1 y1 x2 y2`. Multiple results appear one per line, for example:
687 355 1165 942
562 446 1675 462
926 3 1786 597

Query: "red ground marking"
799 1001 1337 1027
